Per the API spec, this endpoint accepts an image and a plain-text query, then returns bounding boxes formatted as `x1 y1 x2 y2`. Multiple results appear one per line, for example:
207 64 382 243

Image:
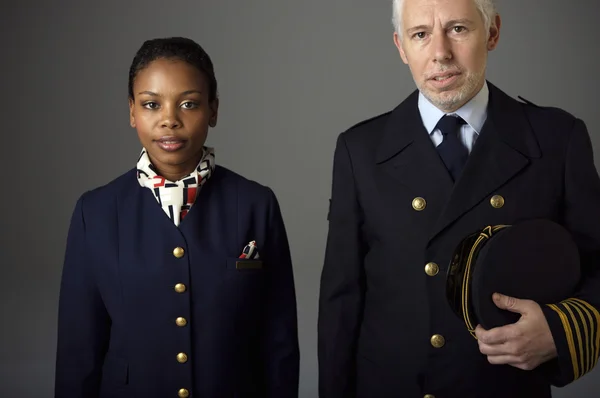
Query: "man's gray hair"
392 0 498 39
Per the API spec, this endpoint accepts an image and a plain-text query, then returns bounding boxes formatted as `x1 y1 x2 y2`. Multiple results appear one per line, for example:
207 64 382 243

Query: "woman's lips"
155 137 186 152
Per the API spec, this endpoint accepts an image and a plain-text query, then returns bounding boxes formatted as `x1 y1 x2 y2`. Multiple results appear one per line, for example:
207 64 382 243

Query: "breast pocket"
224 258 267 312
226 257 265 273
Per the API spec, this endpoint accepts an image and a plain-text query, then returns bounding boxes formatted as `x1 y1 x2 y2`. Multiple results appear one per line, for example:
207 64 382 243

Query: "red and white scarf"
136 147 216 226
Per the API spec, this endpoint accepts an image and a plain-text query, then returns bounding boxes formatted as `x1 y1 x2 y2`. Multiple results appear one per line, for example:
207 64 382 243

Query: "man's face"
394 0 501 112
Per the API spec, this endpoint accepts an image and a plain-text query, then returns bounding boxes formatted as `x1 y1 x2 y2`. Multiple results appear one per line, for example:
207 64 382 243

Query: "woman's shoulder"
214 165 277 202
76 168 138 210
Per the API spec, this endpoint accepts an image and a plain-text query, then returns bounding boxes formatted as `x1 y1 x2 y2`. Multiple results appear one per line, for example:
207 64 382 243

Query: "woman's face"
129 58 218 181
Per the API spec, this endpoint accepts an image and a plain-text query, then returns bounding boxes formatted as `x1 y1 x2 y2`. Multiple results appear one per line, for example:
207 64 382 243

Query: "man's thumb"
493 293 525 314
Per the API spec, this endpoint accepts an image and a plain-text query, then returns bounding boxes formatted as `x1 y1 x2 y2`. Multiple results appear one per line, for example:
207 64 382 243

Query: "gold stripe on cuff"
548 303 579 380
565 299 593 374
569 298 600 368
561 302 585 374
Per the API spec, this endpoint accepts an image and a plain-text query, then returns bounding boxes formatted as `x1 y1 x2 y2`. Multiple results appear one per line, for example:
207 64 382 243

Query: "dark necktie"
435 115 468 181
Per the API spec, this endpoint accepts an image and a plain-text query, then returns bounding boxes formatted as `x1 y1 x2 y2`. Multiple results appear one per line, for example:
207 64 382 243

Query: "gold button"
177 352 188 363
424 395 436 398
173 247 185 258
174 283 186 293
424 262 439 276
430 334 445 348
176 317 187 327
178 388 190 398
412 197 426 211
490 195 505 208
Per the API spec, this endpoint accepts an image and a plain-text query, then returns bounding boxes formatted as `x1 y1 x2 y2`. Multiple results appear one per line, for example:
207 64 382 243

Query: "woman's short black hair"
128 37 218 102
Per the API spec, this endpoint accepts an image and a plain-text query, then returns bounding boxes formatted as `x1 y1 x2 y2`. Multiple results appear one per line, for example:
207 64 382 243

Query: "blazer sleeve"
318 133 367 398
55 193 111 398
541 118 600 386
261 188 300 398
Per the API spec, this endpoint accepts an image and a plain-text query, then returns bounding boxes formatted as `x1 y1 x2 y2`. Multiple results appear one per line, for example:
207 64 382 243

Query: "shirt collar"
418 81 489 135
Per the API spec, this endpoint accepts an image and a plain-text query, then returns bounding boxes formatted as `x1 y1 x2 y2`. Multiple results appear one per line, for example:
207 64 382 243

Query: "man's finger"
492 293 528 315
478 341 511 356
478 342 500 356
485 354 537 371
475 324 517 345
485 354 521 366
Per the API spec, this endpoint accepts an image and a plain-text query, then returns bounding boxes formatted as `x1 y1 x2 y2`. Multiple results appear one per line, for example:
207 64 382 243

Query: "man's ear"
394 32 409 65
487 14 502 51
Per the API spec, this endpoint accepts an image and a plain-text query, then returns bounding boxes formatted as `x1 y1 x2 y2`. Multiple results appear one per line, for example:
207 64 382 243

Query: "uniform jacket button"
430 334 445 348
177 352 188 363
490 194 505 208
178 388 189 398
412 197 426 211
173 247 185 258
425 262 439 276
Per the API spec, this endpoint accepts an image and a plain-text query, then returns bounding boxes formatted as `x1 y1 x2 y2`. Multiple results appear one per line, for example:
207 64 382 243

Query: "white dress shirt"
417 81 489 153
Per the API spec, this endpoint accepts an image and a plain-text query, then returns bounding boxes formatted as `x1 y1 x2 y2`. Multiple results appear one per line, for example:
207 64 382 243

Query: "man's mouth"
430 72 460 81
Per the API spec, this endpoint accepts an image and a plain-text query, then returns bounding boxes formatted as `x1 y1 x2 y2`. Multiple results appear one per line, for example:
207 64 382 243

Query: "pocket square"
239 240 260 260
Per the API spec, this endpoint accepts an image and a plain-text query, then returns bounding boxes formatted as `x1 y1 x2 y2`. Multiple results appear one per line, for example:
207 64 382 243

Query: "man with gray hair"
318 0 600 397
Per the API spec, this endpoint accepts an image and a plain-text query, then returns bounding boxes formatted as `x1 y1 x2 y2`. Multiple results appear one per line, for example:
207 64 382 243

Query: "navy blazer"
318 82 600 398
55 165 299 398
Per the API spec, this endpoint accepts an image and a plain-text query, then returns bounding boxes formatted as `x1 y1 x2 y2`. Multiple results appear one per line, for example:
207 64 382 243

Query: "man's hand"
475 292 557 371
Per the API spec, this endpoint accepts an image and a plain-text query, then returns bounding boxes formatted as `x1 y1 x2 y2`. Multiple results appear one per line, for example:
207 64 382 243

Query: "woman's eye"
181 101 198 109
143 102 159 109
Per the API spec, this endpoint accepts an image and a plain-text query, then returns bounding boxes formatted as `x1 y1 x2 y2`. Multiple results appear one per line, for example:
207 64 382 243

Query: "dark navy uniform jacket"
318 82 600 398
55 165 299 398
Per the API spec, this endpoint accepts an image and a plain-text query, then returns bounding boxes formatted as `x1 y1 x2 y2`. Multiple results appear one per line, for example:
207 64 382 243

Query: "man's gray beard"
420 71 484 112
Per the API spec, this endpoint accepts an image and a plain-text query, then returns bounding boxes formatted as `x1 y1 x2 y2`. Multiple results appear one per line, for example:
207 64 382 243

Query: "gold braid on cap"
461 225 509 339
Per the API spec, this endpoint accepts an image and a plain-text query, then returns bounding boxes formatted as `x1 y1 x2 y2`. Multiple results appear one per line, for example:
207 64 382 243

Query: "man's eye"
453 26 466 33
414 32 427 39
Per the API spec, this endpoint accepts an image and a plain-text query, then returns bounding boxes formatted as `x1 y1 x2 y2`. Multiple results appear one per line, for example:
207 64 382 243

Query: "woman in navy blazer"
54 37 299 398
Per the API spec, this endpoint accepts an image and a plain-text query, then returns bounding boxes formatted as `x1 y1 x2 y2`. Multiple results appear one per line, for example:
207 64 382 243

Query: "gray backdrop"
2 1 599 397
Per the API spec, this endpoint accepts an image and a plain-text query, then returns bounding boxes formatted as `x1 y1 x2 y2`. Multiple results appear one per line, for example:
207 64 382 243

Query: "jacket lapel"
375 90 454 197
428 82 542 243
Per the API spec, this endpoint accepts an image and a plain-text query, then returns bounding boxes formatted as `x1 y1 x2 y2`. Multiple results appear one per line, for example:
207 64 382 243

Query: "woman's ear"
209 98 219 127
129 98 136 128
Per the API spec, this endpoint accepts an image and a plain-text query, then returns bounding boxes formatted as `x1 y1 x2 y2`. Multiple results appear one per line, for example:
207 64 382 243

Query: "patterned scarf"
136 147 216 226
